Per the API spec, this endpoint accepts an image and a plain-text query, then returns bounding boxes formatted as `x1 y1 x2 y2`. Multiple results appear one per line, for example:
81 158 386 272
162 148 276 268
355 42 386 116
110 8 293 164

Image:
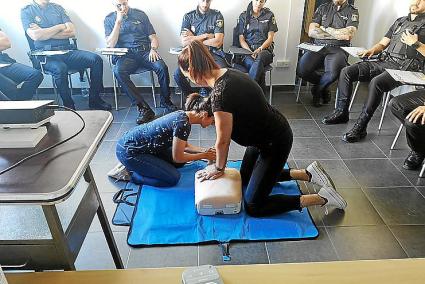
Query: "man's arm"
401 31 425 57
203 33 224 48
181 29 210 46
0 31 11 52
26 23 67 41
105 11 125 48
323 26 357 41
359 37 391 58
308 23 335 39
51 22 76 39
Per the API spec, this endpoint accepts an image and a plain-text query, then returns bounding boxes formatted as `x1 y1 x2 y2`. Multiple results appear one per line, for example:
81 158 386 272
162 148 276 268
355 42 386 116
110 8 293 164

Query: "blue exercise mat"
127 160 319 247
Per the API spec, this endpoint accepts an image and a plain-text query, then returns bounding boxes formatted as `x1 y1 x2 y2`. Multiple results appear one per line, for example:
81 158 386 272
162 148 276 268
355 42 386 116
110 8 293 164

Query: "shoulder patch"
351 14 359 22
216 19 224 28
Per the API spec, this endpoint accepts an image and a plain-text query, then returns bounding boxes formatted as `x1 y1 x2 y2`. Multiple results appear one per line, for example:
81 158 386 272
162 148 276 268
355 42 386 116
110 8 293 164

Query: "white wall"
0 0 306 88
352 0 413 48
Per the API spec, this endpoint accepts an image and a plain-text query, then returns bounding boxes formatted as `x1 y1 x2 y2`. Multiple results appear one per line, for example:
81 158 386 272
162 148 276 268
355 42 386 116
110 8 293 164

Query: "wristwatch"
215 165 225 172
411 41 421 50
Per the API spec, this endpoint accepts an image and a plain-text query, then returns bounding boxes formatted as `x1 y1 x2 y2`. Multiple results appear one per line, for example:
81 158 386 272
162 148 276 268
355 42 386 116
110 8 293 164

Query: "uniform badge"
35 16 42 23
272 17 276 25
351 14 359 22
191 26 196 33
216 19 223 28
133 20 141 25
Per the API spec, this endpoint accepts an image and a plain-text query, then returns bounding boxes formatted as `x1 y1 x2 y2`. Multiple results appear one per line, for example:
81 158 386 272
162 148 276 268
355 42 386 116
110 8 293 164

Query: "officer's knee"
31 70 44 84
153 60 168 73
113 65 130 79
389 97 402 113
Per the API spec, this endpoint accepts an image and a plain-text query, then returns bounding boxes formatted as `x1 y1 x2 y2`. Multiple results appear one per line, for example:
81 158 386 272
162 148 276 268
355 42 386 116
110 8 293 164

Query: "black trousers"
389 90 425 156
336 60 402 117
297 46 348 94
241 120 301 217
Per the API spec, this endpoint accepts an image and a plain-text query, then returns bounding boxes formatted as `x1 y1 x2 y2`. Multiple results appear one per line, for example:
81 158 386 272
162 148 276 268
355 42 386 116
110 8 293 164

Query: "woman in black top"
180 40 347 217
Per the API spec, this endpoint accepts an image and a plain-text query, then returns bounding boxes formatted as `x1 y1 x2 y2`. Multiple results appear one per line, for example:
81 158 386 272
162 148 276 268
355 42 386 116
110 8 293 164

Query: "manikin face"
410 0 425 14
114 0 130 14
198 0 212 14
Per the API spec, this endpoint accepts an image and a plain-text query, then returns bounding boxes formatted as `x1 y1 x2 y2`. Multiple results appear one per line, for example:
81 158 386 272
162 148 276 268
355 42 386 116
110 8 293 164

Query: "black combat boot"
322 109 349 125
136 105 155 125
342 110 371 143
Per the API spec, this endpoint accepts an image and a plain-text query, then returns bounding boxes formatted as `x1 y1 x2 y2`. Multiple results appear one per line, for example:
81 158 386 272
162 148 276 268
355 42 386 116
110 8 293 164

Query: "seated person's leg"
0 63 43 100
64 50 111 110
212 53 228 68
319 48 348 104
296 51 326 106
43 58 75 109
114 56 155 124
247 50 273 84
0 71 21 100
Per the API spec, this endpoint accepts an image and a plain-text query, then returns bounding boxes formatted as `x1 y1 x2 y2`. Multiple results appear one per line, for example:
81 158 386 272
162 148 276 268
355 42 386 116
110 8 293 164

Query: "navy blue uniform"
297 2 360 104
174 8 228 98
0 28 43 101
21 2 107 109
237 7 278 85
116 111 191 187
104 8 172 110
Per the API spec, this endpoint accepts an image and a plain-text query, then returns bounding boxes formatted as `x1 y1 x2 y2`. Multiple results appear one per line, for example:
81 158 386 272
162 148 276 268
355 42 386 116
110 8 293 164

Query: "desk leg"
42 205 76 271
84 166 124 269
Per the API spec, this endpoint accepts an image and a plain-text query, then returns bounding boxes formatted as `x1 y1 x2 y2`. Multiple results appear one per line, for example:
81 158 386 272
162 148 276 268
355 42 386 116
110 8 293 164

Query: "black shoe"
322 109 349 125
342 111 371 143
136 107 155 125
160 99 178 113
311 85 322 107
89 98 112 111
321 89 332 104
403 151 425 170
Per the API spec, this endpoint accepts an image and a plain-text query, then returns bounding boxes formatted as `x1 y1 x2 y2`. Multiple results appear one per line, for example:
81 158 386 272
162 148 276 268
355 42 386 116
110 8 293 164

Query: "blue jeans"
241 50 273 84
114 51 171 109
0 63 43 100
116 142 184 187
43 50 104 107
173 52 228 97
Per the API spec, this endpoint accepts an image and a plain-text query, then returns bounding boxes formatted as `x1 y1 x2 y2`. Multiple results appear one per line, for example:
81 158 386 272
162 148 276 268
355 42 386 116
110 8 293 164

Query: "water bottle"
80 72 90 98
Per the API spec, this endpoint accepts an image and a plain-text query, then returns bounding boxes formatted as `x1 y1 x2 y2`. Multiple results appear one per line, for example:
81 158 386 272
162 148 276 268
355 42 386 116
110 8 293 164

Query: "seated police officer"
323 0 425 143
297 0 359 107
174 0 228 98
390 90 425 171
21 0 111 110
0 28 43 101
105 0 177 125
237 0 278 87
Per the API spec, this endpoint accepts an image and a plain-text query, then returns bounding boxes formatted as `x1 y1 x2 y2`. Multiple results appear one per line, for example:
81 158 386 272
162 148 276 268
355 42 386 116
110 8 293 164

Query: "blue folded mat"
126 160 319 247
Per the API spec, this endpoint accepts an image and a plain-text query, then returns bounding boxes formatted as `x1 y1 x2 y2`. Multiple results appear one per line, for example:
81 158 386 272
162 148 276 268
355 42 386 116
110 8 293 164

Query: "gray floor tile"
316 119 358 137
110 108 130 123
329 137 386 159
200 126 217 140
199 242 268 265
327 226 407 261
127 246 198 268
309 188 384 227
91 141 116 164
305 104 342 120
274 104 312 119
390 225 425 258
291 138 339 160
344 159 411 188
363 187 425 225
390 159 425 187
371 133 411 159
104 123 122 141
75 231 130 270
267 228 338 263
288 120 324 138
116 123 135 138
90 161 127 193
188 125 201 140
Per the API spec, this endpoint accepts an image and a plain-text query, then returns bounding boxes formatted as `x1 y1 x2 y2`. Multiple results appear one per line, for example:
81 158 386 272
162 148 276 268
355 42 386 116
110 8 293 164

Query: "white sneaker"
318 186 347 213
307 161 336 190
107 163 131 182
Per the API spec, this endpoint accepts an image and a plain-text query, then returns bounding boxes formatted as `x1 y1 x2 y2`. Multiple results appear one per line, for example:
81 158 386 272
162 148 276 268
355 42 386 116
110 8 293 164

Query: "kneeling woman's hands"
196 164 225 182
203 147 217 161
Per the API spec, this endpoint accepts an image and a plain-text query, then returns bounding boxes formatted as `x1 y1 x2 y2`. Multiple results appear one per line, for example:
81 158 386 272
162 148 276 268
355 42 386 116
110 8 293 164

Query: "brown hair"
178 40 220 84
185 93 213 117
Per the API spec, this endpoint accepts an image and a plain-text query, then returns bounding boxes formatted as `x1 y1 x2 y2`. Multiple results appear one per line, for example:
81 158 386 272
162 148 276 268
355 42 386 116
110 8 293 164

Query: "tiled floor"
7 85 425 270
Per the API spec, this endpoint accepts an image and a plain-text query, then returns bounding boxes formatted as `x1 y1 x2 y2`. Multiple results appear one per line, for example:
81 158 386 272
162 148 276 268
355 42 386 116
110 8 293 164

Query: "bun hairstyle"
185 93 213 117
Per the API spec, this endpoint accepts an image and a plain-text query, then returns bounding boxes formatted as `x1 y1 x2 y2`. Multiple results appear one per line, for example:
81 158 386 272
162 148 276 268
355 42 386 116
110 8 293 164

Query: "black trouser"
336 61 402 117
241 120 301 217
297 47 348 94
389 90 425 156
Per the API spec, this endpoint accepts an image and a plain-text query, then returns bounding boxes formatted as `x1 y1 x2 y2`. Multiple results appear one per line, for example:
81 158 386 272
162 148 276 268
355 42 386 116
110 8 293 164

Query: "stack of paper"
341 47 367 58
0 63 11 68
31 50 70 56
0 127 47 149
97 47 128 55
169 47 183 55
386 69 425 86
297 43 325 52
228 46 253 55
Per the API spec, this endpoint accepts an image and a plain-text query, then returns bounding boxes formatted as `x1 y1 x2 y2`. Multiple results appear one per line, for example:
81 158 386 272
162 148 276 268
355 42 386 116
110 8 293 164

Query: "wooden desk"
6 258 425 284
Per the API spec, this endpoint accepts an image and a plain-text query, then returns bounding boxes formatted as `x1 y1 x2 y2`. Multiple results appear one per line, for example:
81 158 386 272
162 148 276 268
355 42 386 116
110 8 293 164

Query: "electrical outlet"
274 59 291 68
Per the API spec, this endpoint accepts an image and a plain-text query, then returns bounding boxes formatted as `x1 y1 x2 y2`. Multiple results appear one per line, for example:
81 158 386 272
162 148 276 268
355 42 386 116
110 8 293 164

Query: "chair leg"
296 78 302 103
51 76 60 105
69 74 73 97
378 92 391 132
391 124 404 150
348 81 360 111
335 89 339 109
420 164 425 178
268 70 273 105
150 71 157 108
112 72 119 111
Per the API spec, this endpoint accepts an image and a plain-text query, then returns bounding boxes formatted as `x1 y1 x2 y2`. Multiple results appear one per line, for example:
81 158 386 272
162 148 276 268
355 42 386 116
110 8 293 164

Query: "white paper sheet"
341 47 367 58
297 43 325 52
31 50 70 56
386 69 425 86
169 47 183 55
228 46 253 55
0 63 11 68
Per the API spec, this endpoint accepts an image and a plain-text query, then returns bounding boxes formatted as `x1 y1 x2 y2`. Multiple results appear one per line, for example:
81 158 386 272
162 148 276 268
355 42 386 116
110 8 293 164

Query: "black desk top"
0 111 113 204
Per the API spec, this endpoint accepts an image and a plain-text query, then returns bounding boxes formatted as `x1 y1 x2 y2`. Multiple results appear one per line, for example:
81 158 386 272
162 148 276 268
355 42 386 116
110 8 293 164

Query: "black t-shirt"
211 69 289 147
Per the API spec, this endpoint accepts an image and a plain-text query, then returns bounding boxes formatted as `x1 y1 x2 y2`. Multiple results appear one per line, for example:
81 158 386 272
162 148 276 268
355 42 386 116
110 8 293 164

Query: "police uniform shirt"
312 1 359 46
104 8 155 49
21 1 72 50
385 13 425 64
238 8 278 51
0 28 16 64
181 8 225 52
